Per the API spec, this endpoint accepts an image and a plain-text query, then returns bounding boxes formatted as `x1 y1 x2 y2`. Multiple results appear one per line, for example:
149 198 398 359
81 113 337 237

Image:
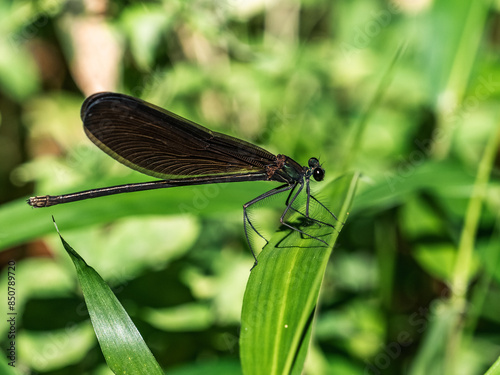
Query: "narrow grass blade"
240 172 359 375
485 356 500 375
53 217 163 375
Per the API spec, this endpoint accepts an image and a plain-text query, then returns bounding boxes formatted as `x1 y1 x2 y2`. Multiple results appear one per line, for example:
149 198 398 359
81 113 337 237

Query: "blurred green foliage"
0 0 499 374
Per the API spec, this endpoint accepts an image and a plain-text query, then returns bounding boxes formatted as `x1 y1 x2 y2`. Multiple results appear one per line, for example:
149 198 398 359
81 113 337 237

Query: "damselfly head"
307 158 325 182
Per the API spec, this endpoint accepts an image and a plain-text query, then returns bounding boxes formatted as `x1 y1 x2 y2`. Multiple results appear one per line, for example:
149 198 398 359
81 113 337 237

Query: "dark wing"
81 92 277 179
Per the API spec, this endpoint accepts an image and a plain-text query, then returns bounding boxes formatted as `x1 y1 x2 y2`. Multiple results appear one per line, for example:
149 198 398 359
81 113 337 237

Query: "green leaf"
485 356 500 375
240 172 359 375
53 218 163 375
353 159 476 215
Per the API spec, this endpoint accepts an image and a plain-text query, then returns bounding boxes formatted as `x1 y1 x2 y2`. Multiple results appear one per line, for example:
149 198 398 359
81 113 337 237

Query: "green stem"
446 124 500 373
432 0 491 159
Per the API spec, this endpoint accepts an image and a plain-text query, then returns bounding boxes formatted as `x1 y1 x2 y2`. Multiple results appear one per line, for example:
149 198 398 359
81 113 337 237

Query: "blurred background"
0 0 499 374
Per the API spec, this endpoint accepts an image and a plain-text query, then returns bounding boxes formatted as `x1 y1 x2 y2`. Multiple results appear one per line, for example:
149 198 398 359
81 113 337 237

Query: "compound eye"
313 167 325 181
308 157 320 168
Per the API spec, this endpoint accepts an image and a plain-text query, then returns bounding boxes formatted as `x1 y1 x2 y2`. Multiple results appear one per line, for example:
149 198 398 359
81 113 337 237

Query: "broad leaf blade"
55 220 163 375
240 172 359 375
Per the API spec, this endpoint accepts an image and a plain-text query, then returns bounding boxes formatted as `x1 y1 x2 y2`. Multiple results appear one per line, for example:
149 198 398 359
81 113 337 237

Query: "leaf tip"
52 215 61 235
